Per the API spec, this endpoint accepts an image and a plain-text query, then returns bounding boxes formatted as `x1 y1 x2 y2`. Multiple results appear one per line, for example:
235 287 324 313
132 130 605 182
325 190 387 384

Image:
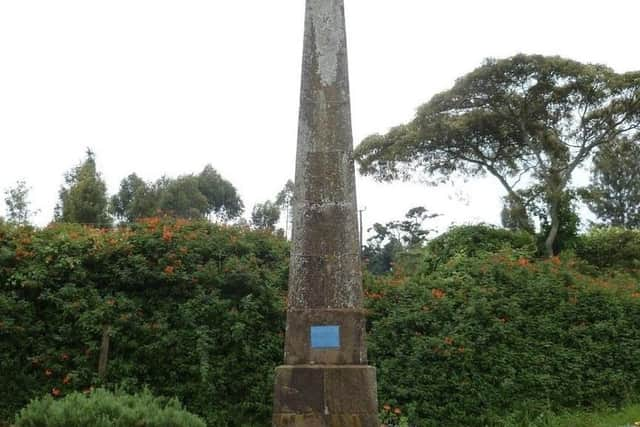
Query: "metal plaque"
310 325 340 349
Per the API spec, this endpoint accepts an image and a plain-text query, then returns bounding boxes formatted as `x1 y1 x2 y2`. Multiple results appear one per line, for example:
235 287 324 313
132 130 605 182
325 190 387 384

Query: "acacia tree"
579 136 640 227
355 54 640 256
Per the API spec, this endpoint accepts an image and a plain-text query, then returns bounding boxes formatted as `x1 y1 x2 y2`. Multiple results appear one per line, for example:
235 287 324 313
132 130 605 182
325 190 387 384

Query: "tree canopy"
109 165 243 223
355 54 640 255
4 180 36 225
579 136 640 228
55 149 111 227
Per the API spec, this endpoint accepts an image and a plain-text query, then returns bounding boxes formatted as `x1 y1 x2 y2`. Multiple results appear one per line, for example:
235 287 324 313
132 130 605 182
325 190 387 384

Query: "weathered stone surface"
274 366 378 426
273 0 378 425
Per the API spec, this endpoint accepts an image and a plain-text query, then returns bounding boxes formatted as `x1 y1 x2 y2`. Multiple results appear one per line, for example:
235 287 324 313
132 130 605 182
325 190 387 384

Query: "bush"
0 219 288 426
574 227 640 272
366 249 640 426
14 388 206 427
417 224 536 274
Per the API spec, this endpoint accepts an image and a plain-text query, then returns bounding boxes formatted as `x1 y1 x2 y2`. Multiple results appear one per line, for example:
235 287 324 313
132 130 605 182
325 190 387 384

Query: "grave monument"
272 0 379 425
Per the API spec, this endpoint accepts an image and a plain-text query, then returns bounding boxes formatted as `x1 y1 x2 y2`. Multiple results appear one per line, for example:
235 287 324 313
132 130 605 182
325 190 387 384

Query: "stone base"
273 365 378 427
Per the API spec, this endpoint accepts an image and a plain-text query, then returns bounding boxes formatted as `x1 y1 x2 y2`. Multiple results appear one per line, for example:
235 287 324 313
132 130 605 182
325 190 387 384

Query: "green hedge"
0 219 288 426
14 388 206 427
365 249 640 426
574 227 640 272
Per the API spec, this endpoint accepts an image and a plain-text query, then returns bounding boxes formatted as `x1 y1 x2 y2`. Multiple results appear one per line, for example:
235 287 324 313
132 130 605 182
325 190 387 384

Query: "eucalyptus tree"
355 54 640 256
580 136 640 228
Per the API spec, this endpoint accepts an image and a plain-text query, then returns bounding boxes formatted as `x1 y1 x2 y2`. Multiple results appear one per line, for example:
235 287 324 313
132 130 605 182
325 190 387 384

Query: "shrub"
574 227 640 272
0 219 288 426
366 249 640 426
417 224 536 274
14 388 206 427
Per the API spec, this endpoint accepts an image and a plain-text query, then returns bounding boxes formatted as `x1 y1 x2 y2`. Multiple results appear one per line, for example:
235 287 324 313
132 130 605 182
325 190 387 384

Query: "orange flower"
444 337 454 345
393 408 401 415
164 265 175 275
383 404 391 412
458 346 465 353
62 374 71 384
51 387 61 397
517 258 529 267
61 353 70 361
432 288 446 299
44 368 53 377
162 226 173 242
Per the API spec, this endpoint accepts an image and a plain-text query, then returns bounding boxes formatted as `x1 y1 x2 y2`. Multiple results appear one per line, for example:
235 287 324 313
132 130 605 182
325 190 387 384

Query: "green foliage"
0 219 288 426
534 191 581 256
366 247 640 426
4 180 36 226
580 137 640 228
14 388 206 427
251 201 280 231
418 224 536 274
109 174 159 222
574 227 640 272
110 165 243 223
55 149 111 227
364 207 438 275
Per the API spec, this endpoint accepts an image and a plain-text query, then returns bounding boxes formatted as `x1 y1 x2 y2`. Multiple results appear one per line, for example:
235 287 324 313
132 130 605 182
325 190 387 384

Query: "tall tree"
109 174 159 222
158 175 209 219
579 136 640 227
251 201 280 231
197 164 244 220
275 179 294 237
363 206 438 274
355 54 640 256
4 180 37 225
55 149 111 227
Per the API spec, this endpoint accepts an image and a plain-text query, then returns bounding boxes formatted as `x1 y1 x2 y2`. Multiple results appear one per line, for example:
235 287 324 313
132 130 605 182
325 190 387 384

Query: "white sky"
1 0 639 234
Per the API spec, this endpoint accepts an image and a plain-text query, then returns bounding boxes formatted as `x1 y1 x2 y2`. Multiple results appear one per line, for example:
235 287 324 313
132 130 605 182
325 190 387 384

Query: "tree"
55 149 111 227
275 179 294 237
579 136 640 227
251 201 280 231
158 175 209 219
197 165 244 220
355 54 640 256
4 180 37 225
363 206 438 274
109 174 159 222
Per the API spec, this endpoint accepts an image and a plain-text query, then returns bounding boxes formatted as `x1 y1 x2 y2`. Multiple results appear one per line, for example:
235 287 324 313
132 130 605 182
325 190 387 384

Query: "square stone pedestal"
273 365 378 427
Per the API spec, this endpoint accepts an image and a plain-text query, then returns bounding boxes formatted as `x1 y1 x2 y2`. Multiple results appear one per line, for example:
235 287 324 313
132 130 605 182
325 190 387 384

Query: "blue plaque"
310 325 340 349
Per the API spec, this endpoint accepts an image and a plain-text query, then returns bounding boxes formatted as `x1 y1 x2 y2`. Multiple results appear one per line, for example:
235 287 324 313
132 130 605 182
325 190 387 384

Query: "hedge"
0 219 288 426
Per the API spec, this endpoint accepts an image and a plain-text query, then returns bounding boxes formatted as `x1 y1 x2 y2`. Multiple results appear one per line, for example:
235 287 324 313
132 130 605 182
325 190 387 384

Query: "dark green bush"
14 388 206 427
417 224 536 274
574 227 640 272
366 249 640 426
0 219 288 426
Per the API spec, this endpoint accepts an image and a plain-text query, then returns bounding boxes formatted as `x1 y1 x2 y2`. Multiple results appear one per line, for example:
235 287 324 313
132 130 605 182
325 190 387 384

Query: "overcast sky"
1 0 639 233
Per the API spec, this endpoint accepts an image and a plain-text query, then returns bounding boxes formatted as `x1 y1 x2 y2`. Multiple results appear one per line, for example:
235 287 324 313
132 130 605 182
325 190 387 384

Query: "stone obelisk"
272 1 378 426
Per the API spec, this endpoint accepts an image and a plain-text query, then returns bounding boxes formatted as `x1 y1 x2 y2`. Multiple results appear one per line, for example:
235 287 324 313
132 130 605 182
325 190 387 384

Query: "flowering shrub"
366 248 640 426
574 227 640 272
0 219 288 426
14 388 206 427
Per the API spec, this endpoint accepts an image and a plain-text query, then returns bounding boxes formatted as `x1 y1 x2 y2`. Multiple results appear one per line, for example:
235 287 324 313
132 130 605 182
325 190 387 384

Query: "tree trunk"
98 324 111 379
544 195 560 258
